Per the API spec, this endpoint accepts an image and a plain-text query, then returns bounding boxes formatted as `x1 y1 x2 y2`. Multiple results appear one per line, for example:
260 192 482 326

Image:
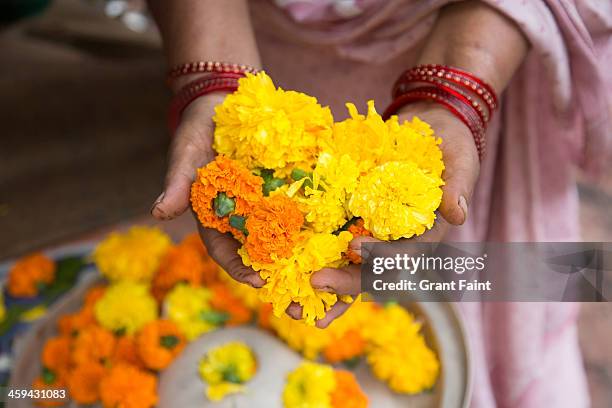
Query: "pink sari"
250 0 612 407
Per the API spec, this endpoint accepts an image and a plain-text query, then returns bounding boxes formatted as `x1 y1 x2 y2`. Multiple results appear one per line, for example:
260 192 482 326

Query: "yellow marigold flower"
218 270 262 310
348 161 443 240
94 281 158 335
164 283 223 341
327 101 395 173
283 361 336 408
240 231 353 326
213 72 333 175
269 297 378 360
363 304 439 394
287 153 360 234
384 115 445 178
199 342 256 401
327 101 444 178
93 226 171 283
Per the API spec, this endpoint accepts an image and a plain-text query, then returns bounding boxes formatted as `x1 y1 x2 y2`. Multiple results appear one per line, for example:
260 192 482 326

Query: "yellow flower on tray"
349 161 444 240
164 283 225 340
283 361 336 408
93 226 171 283
283 362 368 408
240 231 353 325
363 304 440 394
94 281 158 335
199 341 257 401
213 72 333 175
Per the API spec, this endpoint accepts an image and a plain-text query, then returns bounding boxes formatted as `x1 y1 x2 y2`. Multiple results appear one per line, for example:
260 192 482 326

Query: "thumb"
151 96 221 220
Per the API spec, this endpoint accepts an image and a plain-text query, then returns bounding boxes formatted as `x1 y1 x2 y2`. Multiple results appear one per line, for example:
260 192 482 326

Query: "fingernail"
150 192 165 215
458 195 468 223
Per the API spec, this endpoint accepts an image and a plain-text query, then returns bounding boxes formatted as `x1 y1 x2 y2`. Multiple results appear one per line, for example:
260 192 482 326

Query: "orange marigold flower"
151 238 219 300
181 234 221 284
42 336 72 377
191 155 264 239
323 329 366 364
244 195 304 263
7 252 55 298
330 370 368 408
113 335 144 368
72 326 116 366
33 376 67 407
84 285 106 307
209 283 253 326
257 302 274 330
136 319 186 371
345 219 372 264
57 306 97 337
67 362 106 404
99 363 158 408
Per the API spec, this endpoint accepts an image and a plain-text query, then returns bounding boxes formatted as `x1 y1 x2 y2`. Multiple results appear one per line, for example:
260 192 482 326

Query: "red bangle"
383 86 486 161
393 64 498 119
394 74 489 124
168 73 241 134
167 61 258 86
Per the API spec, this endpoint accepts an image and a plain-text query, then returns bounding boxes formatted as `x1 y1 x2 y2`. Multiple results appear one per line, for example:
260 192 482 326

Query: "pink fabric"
250 1 611 407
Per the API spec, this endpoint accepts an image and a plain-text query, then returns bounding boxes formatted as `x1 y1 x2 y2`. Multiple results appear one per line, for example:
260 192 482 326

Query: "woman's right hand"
150 93 265 288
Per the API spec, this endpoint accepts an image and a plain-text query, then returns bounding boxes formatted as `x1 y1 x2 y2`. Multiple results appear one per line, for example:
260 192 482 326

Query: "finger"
198 226 265 288
315 301 351 328
285 303 303 320
349 236 382 259
438 126 480 226
311 264 361 296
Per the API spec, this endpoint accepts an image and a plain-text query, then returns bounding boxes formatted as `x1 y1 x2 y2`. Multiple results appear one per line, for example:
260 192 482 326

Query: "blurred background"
0 0 611 406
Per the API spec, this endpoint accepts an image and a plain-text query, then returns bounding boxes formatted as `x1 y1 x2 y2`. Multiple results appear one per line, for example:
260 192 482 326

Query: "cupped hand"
151 93 265 288
306 102 481 325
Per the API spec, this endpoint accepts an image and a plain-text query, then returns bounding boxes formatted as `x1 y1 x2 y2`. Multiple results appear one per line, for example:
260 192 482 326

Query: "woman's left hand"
286 103 481 327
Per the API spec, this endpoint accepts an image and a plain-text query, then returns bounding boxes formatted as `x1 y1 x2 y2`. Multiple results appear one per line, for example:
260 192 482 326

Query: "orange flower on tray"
67 362 106 404
7 252 55 298
113 335 144 368
152 242 213 301
57 306 97 337
136 319 186 371
32 375 67 407
179 233 220 284
190 155 264 239
323 329 366 364
244 195 304 263
72 326 116 366
345 219 372 264
100 363 158 408
330 370 368 408
209 283 253 326
84 285 106 307
42 336 72 378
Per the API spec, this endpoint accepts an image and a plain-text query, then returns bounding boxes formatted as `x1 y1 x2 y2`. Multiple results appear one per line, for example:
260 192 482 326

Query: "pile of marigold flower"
191 72 445 325
18 226 439 407
30 227 255 407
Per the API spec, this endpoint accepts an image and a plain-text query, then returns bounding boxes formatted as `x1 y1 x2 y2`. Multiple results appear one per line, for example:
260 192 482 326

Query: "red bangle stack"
167 61 259 87
167 61 259 134
384 64 498 161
